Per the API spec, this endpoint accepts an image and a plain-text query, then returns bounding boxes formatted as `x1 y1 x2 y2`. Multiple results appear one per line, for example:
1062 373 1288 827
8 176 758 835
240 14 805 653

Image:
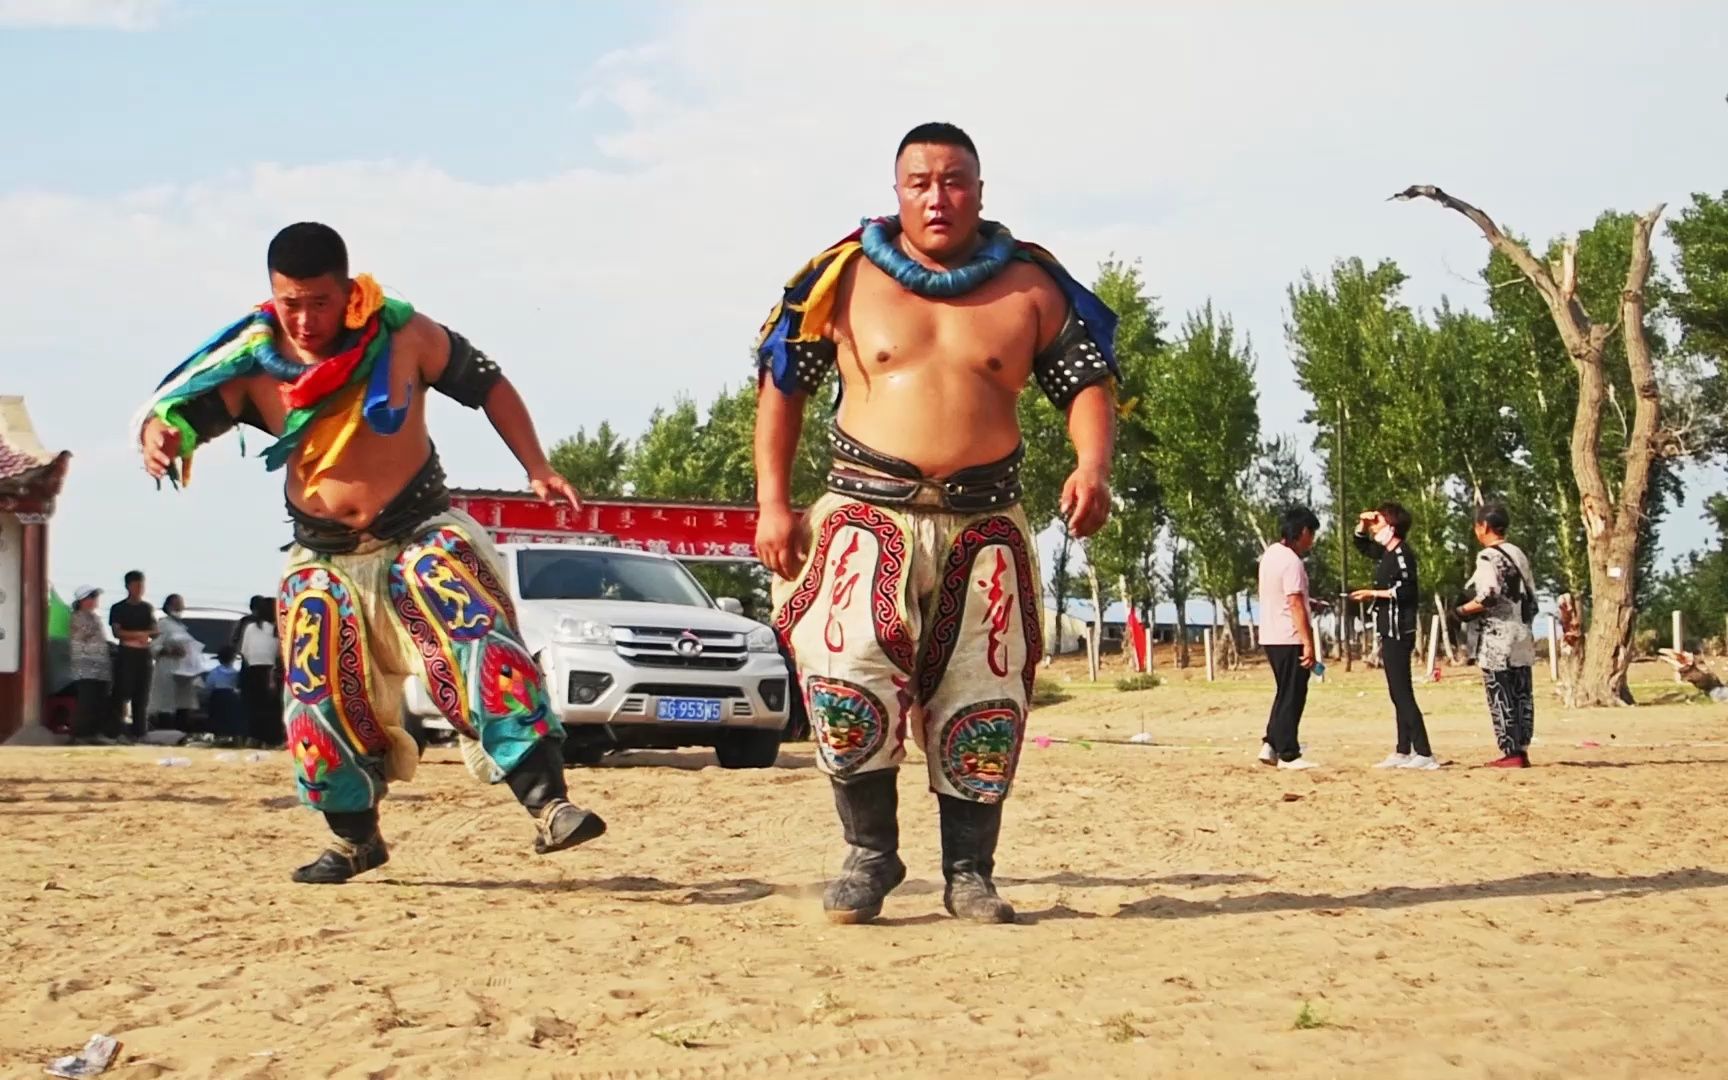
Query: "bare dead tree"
1392 185 1666 707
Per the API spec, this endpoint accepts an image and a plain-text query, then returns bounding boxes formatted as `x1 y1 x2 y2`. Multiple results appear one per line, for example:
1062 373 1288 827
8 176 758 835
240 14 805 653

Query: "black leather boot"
505 739 607 854
292 809 389 884
824 769 906 924
938 795 1015 923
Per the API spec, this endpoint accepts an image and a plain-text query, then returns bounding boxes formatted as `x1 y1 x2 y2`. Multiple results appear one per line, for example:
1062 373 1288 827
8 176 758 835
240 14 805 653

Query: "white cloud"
5 2 1727 603
0 0 165 30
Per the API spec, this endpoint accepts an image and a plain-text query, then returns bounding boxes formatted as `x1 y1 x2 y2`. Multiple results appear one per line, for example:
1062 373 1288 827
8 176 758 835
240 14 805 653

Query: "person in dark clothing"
234 595 284 748
1351 502 1438 770
108 569 157 740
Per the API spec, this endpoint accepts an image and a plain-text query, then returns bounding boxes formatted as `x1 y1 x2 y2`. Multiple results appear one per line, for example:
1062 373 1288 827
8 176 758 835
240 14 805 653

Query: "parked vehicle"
402 542 791 768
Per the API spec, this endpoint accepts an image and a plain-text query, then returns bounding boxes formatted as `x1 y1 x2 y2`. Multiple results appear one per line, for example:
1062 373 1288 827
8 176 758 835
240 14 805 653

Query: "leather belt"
826 425 1023 514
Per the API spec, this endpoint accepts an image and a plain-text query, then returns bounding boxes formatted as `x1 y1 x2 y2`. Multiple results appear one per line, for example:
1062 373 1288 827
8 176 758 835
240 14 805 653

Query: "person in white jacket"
151 594 206 731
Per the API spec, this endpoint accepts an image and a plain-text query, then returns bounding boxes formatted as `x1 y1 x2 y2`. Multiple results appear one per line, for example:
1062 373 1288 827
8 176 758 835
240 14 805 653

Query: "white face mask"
1374 525 1395 546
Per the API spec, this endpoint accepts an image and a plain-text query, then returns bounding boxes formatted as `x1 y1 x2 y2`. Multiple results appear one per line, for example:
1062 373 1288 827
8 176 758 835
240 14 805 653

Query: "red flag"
1125 606 1147 671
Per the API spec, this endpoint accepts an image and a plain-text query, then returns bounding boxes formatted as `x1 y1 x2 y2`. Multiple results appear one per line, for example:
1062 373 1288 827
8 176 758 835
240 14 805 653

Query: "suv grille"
613 626 748 671
626 683 744 699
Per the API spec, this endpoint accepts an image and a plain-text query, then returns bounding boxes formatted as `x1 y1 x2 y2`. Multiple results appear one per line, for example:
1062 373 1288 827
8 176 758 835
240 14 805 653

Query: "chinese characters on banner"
449 492 765 562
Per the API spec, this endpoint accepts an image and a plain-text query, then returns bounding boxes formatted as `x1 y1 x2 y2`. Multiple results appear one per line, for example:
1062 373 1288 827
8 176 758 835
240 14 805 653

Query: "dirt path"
4 660 1726 1078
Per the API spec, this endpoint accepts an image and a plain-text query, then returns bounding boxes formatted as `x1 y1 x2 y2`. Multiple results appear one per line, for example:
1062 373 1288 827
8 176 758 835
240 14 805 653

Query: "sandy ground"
3 656 1727 1079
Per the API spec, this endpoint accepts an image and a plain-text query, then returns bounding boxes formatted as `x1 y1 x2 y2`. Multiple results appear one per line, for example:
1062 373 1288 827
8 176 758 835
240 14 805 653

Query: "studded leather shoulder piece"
1032 307 1113 410
432 325 503 409
766 337 836 397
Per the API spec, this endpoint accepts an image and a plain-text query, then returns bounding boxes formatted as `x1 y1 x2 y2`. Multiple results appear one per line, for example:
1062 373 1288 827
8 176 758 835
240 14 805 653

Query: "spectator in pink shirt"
1257 507 1320 770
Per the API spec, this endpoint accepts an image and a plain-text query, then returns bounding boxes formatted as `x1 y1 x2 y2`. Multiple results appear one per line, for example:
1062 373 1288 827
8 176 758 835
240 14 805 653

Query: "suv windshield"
516 549 713 607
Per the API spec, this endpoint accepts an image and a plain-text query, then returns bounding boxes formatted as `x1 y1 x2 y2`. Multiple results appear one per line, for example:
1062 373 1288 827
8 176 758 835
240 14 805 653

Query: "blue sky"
0 2 663 194
2 1 1725 609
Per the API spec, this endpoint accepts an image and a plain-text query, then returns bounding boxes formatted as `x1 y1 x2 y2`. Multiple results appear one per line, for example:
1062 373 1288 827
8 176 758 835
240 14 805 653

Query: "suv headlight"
555 616 614 646
746 626 778 653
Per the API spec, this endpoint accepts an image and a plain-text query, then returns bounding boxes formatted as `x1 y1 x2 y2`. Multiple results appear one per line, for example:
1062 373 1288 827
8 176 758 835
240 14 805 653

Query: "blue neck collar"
858 217 1019 298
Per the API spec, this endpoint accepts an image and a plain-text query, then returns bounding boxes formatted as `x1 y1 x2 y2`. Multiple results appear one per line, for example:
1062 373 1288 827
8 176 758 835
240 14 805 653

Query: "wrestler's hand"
141 418 182 480
755 503 807 581
529 470 583 514
1061 464 1111 539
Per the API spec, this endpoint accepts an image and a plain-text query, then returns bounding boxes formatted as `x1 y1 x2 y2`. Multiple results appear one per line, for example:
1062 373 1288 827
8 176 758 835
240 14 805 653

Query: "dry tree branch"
1558 239 1578 302
1391 184 1598 360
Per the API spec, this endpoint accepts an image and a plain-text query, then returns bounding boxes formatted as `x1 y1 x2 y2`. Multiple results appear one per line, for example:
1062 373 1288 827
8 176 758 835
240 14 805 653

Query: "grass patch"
1114 672 1162 692
1292 1001 1329 1030
1032 677 1072 706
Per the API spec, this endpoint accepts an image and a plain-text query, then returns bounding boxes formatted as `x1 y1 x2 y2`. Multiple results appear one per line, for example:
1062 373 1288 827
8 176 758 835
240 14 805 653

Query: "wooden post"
1673 610 1685 682
1118 574 1134 672
1425 613 1441 682
1435 594 1455 664
1203 628 1216 682
1547 614 1560 682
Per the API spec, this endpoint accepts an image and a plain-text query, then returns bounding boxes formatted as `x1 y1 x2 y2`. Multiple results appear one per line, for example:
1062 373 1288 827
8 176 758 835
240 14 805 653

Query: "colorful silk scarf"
140 274 414 497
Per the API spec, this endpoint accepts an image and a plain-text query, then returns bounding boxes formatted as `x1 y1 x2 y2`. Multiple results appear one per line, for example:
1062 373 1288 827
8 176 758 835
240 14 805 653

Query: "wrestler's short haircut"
1279 506 1321 544
896 122 979 167
1475 500 1511 536
267 222 349 281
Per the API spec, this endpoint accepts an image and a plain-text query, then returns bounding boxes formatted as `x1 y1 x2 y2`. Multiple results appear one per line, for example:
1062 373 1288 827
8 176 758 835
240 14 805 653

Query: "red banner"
450 490 764 562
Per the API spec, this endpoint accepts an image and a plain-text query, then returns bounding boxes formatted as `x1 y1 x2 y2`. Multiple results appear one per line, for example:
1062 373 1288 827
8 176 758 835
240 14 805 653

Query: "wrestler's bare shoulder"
394 312 451 378
998 259 1069 340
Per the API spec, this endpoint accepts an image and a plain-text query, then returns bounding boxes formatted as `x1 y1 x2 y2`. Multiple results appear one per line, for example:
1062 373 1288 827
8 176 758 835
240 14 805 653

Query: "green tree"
1074 259 1167 660
1021 258 1166 659
1144 303 1260 666
1286 257 1519 658
1666 190 1728 459
548 421 628 497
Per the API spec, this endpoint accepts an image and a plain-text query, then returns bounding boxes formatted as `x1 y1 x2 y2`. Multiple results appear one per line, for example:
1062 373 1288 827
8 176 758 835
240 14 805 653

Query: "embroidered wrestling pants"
278 509 563 814
770 493 1042 803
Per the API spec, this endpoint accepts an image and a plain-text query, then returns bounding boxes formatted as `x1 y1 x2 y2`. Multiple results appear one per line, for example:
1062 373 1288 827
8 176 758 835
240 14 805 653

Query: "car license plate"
656 697 723 723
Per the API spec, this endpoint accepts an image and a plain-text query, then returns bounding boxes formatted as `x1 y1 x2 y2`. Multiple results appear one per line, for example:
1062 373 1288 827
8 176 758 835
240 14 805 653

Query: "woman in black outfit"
1351 502 1438 770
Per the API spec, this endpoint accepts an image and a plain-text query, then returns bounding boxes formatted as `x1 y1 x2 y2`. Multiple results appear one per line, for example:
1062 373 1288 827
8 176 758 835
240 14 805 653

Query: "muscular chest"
835 262 1041 379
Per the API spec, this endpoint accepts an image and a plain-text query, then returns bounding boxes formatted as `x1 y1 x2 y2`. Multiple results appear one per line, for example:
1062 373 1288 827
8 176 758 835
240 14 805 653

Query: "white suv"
402 542 791 769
